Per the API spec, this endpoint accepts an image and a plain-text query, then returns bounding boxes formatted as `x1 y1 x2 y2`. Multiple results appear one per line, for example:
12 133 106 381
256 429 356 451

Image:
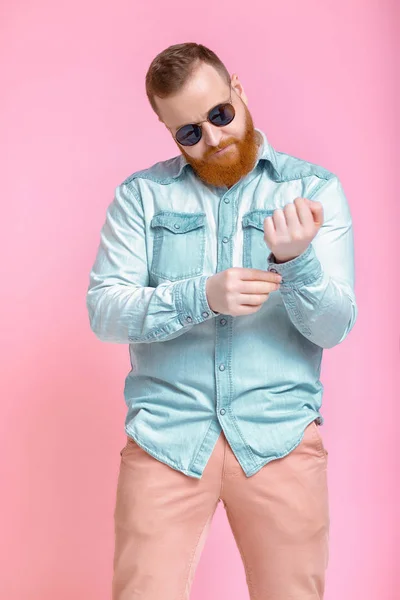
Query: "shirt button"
224 198 230 204
174 223 181 229
186 316 192 322
202 311 209 318
222 236 229 243
220 318 227 326
219 364 226 371
269 267 278 273
220 408 226 415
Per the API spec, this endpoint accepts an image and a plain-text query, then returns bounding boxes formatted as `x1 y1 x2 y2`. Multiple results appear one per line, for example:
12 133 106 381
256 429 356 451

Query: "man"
86 42 357 600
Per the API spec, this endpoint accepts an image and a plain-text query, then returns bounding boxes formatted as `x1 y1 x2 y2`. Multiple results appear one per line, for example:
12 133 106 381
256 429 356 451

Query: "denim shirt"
86 128 357 479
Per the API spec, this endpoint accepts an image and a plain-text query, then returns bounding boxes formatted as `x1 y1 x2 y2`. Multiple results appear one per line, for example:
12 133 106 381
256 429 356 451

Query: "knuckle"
225 280 236 293
226 267 237 280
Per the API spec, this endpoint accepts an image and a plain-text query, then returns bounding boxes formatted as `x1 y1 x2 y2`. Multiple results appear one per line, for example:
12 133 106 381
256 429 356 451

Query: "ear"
158 117 169 131
231 73 248 105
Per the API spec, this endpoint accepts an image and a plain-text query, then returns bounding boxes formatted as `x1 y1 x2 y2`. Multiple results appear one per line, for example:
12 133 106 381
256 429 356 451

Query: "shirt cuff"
174 275 220 327
266 244 322 286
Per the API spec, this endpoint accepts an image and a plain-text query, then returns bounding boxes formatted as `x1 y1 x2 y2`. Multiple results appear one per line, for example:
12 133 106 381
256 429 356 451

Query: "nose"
201 121 223 147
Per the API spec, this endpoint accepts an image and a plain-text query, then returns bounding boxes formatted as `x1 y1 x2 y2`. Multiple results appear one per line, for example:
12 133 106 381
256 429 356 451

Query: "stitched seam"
279 290 312 336
311 421 328 460
227 410 259 467
151 210 206 218
125 180 144 210
273 151 334 183
128 314 183 342
150 225 206 280
308 177 334 199
123 430 194 475
284 272 322 288
188 419 215 472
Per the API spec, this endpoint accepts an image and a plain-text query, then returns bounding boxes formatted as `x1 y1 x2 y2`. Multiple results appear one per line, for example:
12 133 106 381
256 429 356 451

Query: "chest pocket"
150 211 206 281
242 209 275 270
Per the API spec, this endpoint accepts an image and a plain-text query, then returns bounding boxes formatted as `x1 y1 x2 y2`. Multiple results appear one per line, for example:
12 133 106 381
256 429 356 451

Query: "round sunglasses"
172 88 236 147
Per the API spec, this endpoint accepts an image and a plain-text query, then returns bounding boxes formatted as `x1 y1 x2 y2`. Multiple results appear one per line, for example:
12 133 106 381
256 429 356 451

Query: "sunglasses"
172 88 236 147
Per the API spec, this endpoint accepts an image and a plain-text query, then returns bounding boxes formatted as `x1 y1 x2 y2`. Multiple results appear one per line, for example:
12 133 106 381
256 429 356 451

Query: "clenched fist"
206 268 282 317
264 197 324 263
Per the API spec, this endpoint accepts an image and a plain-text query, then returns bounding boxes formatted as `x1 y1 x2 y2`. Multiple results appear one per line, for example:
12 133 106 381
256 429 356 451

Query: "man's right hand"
205 268 283 317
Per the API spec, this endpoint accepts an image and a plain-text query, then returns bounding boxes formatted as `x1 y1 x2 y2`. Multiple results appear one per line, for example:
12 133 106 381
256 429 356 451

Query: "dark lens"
176 124 202 146
209 103 235 127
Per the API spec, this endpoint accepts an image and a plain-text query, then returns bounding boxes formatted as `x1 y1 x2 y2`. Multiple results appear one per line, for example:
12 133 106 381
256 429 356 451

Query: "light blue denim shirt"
86 128 357 479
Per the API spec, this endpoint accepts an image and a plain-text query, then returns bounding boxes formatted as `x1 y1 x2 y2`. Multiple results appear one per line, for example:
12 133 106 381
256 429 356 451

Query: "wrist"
205 277 219 314
273 254 299 264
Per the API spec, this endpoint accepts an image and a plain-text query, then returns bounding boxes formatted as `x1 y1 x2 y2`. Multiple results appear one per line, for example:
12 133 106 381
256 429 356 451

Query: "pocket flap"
151 212 206 234
242 209 275 231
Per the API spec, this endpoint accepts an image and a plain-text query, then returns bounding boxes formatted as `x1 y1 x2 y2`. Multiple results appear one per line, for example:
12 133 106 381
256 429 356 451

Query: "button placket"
215 193 234 422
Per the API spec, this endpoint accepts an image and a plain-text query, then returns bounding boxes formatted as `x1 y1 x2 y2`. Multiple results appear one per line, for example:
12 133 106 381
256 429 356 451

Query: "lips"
213 144 234 156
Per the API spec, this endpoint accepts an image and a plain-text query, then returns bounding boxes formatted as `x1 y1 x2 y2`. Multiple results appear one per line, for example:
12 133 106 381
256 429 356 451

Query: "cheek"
228 106 247 135
230 118 246 138
221 119 244 142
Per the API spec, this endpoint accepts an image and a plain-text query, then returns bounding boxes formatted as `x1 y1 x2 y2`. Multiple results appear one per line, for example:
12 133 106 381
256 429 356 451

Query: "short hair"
145 42 231 117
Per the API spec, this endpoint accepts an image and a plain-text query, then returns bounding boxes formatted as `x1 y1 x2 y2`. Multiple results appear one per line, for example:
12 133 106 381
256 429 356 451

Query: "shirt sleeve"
266 175 358 349
86 182 218 344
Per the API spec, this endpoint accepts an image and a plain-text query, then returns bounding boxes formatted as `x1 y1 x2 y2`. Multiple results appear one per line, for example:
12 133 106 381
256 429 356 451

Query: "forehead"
157 63 230 130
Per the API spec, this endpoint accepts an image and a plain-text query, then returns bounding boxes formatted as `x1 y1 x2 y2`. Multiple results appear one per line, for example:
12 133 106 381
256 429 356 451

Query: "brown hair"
145 43 231 117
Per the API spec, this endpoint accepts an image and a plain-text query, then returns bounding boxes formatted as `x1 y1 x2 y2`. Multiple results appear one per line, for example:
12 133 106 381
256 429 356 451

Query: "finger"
271 207 288 235
240 280 280 294
283 201 302 231
264 215 276 244
307 200 324 227
240 268 282 283
239 293 271 306
293 197 314 228
236 304 263 316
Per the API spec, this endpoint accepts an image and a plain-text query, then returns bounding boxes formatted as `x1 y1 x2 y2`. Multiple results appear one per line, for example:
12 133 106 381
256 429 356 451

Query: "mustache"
206 139 237 158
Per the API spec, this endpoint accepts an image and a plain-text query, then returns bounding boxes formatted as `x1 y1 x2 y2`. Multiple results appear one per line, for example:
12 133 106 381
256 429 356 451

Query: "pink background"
1 1 398 598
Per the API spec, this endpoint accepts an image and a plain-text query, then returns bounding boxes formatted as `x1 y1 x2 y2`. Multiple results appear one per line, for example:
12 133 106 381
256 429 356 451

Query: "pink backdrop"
1 1 398 598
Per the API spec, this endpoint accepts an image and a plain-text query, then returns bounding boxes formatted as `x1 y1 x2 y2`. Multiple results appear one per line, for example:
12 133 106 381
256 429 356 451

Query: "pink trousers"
112 419 329 600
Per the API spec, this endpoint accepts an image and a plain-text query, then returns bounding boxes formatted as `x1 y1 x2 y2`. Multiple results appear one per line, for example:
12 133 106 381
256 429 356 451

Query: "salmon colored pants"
112 419 329 600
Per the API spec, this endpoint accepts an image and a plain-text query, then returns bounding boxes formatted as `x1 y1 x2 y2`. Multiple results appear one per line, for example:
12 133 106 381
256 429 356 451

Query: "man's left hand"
263 198 324 263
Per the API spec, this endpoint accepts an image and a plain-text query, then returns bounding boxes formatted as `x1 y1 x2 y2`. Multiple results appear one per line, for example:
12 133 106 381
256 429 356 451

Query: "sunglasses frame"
170 86 236 147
